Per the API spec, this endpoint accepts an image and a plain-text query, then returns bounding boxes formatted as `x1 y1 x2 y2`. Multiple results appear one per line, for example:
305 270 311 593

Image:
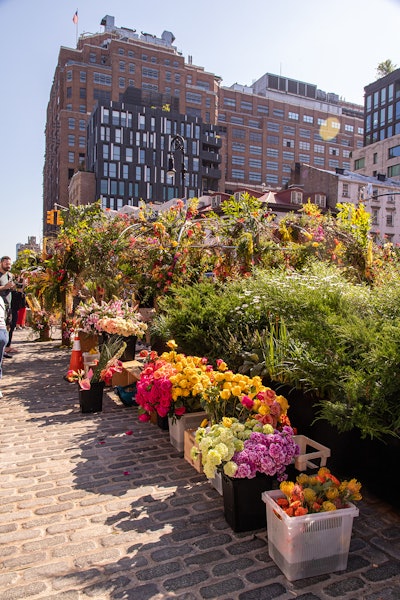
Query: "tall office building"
44 14 364 235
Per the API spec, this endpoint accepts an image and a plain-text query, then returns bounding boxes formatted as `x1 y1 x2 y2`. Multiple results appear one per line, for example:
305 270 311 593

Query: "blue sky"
1 0 400 260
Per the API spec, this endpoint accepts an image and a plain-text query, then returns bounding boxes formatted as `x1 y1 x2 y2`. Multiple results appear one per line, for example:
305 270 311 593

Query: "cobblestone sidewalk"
0 329 399 600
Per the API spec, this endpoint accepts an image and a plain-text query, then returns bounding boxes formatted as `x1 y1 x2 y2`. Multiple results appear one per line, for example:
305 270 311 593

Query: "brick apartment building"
44 14 365 236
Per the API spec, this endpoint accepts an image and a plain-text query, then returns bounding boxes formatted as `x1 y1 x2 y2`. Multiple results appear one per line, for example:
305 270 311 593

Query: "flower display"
193 417 299 481
75 298 147 338
277 467 362 516
200 359 290 427
30 309 58 332
66 335 126 389
136 340 211 421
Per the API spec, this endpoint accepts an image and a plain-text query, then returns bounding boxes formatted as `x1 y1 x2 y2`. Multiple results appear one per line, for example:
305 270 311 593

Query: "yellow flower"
276 395 289 412
231 385 242 397
222 417 233 427
217 361 228 371
167 340 178 350
321 501 337 512
220 389 231 400
280 481 295 498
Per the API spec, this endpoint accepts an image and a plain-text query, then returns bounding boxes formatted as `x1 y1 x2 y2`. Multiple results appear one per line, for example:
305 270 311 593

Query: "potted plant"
67 335 126 413
263 467 362 581
193 418 299 532
30 309 58 341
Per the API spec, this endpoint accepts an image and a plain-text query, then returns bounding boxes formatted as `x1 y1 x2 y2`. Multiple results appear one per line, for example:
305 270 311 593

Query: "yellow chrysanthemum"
220 389 231 400
321 501 337 512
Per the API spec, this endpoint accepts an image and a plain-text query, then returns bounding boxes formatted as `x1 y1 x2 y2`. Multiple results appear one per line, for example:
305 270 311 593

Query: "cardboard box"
111 360 142 387
184 429 203 473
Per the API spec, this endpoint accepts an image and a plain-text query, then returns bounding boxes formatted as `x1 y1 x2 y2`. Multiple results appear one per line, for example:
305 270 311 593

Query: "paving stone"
0 332 399 599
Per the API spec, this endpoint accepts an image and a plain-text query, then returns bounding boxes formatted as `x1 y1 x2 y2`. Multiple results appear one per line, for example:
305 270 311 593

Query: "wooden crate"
184 429 203 473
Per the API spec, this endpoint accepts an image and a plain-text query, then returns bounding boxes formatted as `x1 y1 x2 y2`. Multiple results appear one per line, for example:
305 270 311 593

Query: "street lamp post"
167 134 186 199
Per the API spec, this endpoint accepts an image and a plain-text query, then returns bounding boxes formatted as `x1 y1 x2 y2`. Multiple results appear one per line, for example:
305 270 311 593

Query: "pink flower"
241 395 254 410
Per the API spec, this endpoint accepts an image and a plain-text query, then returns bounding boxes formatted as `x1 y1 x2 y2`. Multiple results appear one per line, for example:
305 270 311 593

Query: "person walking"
0 256 15 359
0 296 9 397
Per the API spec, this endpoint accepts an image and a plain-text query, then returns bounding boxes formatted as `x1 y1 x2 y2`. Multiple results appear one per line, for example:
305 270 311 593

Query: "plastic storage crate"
293 435 331 471
262 490 359 581
168 412 207 453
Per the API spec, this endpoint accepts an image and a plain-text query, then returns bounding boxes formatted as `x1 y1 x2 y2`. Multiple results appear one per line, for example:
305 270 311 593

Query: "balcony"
202 166 221 179
201 150 222 163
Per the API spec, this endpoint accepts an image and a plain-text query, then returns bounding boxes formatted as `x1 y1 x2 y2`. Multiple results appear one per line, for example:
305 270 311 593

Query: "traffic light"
46 210 54 225
55 210 64 226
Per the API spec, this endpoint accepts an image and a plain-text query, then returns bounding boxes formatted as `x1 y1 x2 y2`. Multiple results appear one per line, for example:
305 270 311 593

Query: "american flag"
72 10 78 25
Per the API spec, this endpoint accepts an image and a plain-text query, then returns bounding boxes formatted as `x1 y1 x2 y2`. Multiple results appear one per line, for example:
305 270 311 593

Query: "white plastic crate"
262 489 359 581
168 411 207 453
293 435 331 471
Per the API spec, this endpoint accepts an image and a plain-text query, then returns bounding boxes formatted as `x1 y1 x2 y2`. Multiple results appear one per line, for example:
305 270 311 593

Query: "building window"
186 92 202 104
80 71 86 82
388 145 400 159
273 109 284 118
249 158 261 168
303 115 313 123
354 157 365 170
249 145 262 154
89 53 96 63
257 105 269 115
284 126 295 135
126 148 133 162
282 151 294 160
267 122 280 131
267 148 278 157
248 119 261 128
266 161 278 170
266 174 279 184
142 67 158 79
232 169 245 179
79 88 86 99
267 135 279 145
241 101 253 111
288 112 299 120
314 144 324 153
68 135 75 146
68 118 75 129
283 139 295 148
79 136 85 148
388 164 400 177
314 157 325 166
250 131 262 142
231 116 244 125
66 70 72 81
329 147 339 156
291 191 303 204
249 172 261 182
94 72 112 86
232 142 245 152
232 156 245 165
299 154 310 162
342 183 349 197
329 159 340 168
119 61 125 71
68 151 74 163
223 97 236 108
344 124 354 132
232 128 245 139
118 48 125 55
299 141 310 150
315 194 326 207
66 87 72 98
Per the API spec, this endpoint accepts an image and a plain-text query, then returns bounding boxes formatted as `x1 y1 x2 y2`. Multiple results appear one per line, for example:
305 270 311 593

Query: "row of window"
230 158 351 181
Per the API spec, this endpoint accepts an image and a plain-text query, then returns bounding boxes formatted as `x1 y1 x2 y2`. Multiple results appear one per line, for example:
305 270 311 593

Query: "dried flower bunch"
277 467 362 516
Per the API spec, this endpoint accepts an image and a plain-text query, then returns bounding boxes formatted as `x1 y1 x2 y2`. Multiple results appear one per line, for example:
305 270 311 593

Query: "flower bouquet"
199 358 291 428
75 298 147 339
193 417 299 481
30 309 58 340
277 467 362 516
136 340 211 421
